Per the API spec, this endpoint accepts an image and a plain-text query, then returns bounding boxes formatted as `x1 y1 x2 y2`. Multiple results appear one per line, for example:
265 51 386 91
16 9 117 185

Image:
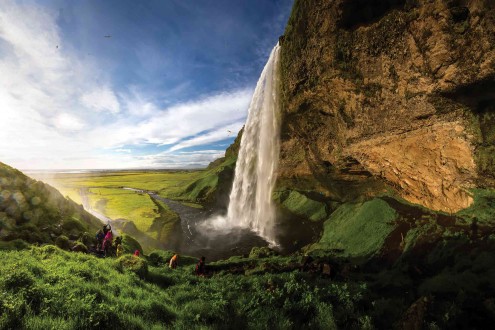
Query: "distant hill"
0 162 102 249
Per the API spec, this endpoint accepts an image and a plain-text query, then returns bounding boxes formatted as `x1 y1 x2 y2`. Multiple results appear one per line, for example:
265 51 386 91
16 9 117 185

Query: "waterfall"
208 44 281 245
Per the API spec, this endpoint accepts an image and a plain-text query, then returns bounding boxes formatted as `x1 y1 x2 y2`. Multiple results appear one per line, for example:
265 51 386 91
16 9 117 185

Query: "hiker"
103 224 111 235
195 256 206 276
114 236 123 257
102 229 113 256
133 250 140 257
169 253 179 269
95 229 105 251
116 243 124 257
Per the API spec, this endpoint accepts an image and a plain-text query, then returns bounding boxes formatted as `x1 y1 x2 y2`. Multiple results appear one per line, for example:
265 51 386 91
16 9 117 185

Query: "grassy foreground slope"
3 241 495 329
0 246 368 329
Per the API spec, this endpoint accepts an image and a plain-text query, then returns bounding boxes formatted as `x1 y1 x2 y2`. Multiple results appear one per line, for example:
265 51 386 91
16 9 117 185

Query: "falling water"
208 44 281 245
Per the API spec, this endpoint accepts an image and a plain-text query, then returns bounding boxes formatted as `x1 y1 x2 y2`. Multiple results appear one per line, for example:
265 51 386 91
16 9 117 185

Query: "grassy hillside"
0 246 368 329
0 162 101 250
3 241 495 329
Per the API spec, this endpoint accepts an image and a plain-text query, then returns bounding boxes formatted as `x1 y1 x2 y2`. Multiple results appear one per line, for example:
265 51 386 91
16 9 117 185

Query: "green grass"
0 246 369 329
456 188 495 225
88 188 158 233
0 162 101 246
178 156 236 203
33 170 205 200
149 198 180 242
310 198 397 258
275 190 328 222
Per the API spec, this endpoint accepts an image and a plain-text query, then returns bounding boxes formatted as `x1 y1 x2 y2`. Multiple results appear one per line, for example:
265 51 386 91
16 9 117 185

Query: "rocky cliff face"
278 0 495 212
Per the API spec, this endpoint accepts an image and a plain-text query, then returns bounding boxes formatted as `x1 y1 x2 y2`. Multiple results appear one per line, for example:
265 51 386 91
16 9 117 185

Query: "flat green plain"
32 170 205 246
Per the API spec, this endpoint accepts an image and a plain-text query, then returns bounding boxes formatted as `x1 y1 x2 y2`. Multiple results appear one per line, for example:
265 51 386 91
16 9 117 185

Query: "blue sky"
0 0 293 169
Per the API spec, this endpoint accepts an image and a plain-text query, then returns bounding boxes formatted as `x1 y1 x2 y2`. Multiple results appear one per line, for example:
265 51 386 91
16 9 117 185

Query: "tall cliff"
278 0 495 213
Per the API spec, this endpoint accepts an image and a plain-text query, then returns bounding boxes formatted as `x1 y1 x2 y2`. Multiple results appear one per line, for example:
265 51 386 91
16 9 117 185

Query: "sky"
0 0 293 170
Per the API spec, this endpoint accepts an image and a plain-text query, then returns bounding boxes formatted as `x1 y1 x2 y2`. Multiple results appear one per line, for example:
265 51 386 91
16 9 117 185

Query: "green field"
30 166 231 250
29 171 200 248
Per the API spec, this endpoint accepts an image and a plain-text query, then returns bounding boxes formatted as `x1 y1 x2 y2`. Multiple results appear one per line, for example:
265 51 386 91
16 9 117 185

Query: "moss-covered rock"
249 246 277 259
311 198 397 259
54 235 71 250
0 239 29 251
116 255 148 279
275 190 328 222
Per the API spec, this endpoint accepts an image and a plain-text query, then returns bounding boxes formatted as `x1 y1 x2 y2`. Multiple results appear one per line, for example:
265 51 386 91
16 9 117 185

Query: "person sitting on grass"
169 253 179 269
195 256 206 276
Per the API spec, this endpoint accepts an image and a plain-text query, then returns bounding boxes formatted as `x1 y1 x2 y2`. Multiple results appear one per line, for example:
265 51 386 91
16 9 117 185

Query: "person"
116 243 124 257
169 253 179 269
133 250 140 257
195 256 206 276
103 224 111 235
102 229 113 256
95 229 105 251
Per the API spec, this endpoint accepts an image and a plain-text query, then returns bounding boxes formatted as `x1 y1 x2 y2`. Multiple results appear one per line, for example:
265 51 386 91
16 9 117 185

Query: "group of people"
168 253 207 276
95 224 125 257
95 225 206 276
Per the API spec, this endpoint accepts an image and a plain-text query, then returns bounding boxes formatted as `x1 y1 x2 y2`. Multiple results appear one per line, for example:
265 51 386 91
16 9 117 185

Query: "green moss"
249 246 277 259
275 190 328 222
61 217 87 232
116 254 148 279
180 156 236 203
54 235 70 250
456 189 495 225
311 199 398 258
0 239 30 251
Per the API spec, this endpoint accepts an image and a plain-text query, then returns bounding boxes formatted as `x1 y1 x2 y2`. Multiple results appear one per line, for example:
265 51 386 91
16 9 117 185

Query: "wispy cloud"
81 87 120 114
0 0 290 170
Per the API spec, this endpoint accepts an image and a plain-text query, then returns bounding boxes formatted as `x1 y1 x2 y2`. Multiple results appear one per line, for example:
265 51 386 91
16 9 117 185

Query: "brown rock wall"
278 0 495 211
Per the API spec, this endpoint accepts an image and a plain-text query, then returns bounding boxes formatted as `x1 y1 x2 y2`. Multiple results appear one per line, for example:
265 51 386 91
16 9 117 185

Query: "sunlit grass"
88 188 158 233
37 170 204 199
0 246 368 329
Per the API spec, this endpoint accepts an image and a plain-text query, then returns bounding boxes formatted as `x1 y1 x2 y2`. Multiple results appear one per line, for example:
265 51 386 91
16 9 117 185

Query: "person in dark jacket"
195 256 206 276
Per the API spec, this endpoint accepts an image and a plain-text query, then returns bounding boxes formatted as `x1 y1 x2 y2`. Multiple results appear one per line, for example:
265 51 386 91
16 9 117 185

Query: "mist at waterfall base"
171 44 321 260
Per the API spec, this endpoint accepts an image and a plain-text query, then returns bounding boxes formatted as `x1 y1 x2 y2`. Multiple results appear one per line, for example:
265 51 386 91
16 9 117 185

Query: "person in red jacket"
102 230 113 257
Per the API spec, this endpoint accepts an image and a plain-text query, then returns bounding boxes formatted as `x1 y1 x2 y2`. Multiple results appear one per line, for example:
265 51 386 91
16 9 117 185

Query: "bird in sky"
104 35 112 38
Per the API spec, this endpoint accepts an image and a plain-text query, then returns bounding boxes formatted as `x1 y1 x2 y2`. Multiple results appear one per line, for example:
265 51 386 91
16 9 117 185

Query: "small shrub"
71 241 88 253
116 255 148 279
148 250 173 266
0 239 29 251
55 235 71 250
249 246 277 259
78 232 94 247
62 217 87 232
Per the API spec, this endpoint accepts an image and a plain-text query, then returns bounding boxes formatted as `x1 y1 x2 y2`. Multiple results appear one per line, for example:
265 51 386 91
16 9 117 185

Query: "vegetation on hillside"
0 162 101 250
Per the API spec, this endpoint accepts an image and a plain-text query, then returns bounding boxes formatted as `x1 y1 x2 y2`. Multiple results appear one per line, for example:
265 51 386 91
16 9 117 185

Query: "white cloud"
169 122 243 152
0 1 252 170
86 88 252 149
81 87 120 114
53 113 86 132
136 150 225 168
